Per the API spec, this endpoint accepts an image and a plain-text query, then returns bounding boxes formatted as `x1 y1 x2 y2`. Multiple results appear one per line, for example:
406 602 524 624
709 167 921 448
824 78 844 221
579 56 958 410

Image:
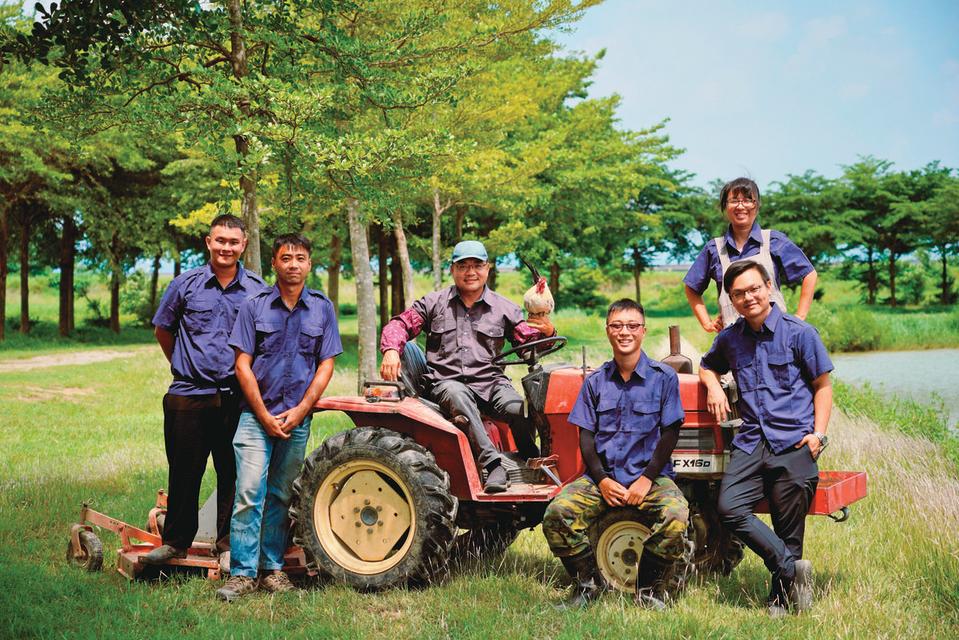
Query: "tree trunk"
110 231 121 333
228 0 261 276
19 215 29 335
392 210 415 307
940 245 950 305
347 198 377 392
390 235 404 315
59 216 77 336
328 231 341 319
0 206 7 341
865 248 877 305
174 237 182 278
432 188 443 291
455 208 465 243
888 252 897 307
487 260 497 291
149 250 162 312
632 248 643 304
549 262 560 297
377 226 389 328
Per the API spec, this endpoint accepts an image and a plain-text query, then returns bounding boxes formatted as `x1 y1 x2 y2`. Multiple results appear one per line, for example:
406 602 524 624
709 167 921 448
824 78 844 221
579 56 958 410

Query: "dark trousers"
162 392 241 550
428 380 537 469
717 439 819 601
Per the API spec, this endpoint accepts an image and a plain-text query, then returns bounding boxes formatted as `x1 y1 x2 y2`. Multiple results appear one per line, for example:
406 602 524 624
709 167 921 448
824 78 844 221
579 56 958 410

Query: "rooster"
520 257 554 321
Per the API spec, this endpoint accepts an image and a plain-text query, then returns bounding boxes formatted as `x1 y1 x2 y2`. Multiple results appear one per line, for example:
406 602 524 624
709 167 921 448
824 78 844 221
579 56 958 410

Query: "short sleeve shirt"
229 285 343 415
568 352 686 486
683 222 814 296
152 263 267 395
700 303 833 454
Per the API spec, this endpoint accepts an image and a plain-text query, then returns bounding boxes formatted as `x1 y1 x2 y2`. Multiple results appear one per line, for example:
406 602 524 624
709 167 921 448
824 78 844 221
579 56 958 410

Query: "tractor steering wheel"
491 335 567 367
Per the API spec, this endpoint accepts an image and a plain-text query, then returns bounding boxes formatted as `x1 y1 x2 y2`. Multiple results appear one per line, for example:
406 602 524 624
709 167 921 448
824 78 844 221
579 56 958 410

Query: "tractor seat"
400 342 443 415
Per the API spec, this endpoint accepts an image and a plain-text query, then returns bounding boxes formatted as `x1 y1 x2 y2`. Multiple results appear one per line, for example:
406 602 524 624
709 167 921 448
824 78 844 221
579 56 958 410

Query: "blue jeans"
229 411 311 578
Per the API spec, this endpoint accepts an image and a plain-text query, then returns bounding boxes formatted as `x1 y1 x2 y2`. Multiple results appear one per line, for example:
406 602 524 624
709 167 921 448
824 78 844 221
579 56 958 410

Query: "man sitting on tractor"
699 260 833 617
542 299 689 609
379 240 556 494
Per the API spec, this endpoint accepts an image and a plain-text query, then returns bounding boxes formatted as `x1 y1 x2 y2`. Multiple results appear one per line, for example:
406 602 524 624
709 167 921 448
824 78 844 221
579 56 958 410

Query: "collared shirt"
568 352 686 487
379 285 544 401
700 303 833 455
228 285 343 415
152 263 267 396
683 222 814 296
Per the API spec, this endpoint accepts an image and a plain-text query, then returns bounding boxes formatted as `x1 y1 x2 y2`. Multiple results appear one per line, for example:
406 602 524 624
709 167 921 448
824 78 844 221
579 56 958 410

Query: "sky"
552 0 959 190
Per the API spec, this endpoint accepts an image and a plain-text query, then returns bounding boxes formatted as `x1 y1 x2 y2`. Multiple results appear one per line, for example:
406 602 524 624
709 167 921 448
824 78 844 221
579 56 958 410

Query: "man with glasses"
699 260 833 617
379 240 555 493
542 299 688 610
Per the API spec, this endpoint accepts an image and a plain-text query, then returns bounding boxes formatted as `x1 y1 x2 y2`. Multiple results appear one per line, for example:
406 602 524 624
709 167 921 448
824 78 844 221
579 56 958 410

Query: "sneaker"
484 464 509 493
767 603 788 619
216 575 258 602
789 559 814 613
259 571 295 594
141 544 188 565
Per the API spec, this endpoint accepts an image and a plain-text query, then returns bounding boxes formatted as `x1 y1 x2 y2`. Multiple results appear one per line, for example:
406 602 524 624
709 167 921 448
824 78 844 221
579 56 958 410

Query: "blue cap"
451 240 488 263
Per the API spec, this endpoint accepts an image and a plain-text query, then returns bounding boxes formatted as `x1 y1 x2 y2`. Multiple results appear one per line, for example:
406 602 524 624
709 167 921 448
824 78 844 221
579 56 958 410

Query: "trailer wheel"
588 509 693 596
291 427 457 590
66 530 103 572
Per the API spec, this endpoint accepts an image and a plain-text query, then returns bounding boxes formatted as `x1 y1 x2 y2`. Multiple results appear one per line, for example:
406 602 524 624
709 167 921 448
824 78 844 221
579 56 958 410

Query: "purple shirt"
379 285 544 402
152 264 267 396
568 352 686 486
229 285 343 415
700 303 833 455
683 222 814 296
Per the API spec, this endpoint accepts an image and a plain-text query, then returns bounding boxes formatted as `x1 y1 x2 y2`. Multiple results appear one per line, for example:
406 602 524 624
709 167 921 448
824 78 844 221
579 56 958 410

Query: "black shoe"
789 559 813 613
634 552 673 610
555 550 606 610
484 464 509 493
141 544 188 565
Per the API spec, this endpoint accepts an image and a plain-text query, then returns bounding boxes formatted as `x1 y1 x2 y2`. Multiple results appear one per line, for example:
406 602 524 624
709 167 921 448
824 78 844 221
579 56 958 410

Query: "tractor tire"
452 523 519 560
689 502 744 576
291 427 457 590
588 509 693 596
66 530 103 572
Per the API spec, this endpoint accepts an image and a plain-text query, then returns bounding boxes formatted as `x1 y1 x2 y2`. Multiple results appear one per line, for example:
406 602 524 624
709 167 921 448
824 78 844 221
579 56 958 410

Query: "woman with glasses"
683 177 818 332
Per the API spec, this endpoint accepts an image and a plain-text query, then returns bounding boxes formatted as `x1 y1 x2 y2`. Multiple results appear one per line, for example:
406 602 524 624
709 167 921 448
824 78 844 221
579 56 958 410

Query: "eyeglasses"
728 199 757 208
729 284 766 302
606 322 645 333
452 262 489 273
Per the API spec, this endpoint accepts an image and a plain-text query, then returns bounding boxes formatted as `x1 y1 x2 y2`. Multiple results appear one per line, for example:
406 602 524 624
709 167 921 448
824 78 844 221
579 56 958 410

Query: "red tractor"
289 335 867 594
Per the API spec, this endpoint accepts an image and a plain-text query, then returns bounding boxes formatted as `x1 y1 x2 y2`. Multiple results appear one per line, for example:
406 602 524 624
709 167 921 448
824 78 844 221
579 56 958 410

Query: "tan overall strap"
715 229 788 328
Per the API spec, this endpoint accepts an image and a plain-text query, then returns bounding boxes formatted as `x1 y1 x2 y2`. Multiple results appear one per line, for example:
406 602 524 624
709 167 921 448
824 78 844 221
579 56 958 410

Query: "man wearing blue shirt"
145 214 266 565
216 234 342 602
700 260 833 617
542 299 689 609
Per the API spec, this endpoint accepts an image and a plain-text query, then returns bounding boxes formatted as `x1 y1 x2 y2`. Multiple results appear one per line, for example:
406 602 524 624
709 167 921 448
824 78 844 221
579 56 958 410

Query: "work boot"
259 571 295 594
141 544 188 565
634 552 672 610
484 463 509 493
216 575 258 602
789 559 814 613
555 549 606 610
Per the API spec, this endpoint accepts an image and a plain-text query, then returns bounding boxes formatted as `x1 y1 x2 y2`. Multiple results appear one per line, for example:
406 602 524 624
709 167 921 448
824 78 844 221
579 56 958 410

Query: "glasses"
452 262 489 273
728 199 757 208
729 284 766 302
606 322 645 333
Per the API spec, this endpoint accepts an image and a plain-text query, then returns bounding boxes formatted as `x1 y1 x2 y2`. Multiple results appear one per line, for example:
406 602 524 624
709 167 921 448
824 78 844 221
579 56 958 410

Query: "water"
831 349 959 430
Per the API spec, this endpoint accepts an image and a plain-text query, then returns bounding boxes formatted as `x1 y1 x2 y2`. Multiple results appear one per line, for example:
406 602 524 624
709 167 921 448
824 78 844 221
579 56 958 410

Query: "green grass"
1 309 958 638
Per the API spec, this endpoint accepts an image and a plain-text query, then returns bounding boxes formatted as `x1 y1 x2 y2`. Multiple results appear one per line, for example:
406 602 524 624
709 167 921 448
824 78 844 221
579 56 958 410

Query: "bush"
339 302 357 316
120 271 163 327
812 307 882 352
556 266 608 314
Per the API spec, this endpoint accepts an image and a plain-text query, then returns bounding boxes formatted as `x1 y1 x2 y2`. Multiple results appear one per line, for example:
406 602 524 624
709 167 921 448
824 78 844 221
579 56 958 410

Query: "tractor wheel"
588 509 693 596
689 503 744 576
291 427 457 590
452 523 519 560
66 530 103 572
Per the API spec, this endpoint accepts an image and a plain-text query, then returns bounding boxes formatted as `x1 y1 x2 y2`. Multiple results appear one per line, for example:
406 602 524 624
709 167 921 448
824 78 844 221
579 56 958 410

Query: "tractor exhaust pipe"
662 325 693 374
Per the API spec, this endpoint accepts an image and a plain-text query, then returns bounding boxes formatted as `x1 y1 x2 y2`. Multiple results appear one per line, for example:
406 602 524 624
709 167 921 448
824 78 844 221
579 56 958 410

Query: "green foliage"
555 265 608 314
810 307 883 352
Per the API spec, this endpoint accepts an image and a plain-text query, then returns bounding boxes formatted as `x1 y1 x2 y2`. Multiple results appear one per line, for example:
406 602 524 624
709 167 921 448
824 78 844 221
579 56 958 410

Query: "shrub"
556 266 608 314
812 307 882 352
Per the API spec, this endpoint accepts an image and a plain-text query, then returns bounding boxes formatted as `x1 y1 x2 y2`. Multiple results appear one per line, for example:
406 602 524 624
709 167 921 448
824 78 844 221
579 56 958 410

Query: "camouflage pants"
542 475 689 560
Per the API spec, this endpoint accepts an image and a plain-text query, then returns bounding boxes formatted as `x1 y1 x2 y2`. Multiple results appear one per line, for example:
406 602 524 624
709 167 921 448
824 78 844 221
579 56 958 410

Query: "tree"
921 174 959 304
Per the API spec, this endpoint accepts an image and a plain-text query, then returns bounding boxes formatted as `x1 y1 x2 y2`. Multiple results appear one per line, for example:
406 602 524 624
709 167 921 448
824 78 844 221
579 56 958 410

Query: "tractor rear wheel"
66 530 103 572
689 502 744 576
588 509 693 596
291 427 457 590
452 522 519 560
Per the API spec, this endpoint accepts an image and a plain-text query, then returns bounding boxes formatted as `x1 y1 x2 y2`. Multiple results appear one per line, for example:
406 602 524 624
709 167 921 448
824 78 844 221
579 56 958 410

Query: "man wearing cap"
379 240 556 493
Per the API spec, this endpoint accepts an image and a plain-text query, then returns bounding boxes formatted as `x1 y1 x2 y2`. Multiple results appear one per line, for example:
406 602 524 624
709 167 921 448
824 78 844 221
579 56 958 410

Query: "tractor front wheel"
291 427 457 590
66 529 103 572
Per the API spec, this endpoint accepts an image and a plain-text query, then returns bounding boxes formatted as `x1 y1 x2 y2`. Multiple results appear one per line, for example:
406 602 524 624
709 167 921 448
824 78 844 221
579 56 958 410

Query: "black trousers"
717 439 819 600
162 392 241 550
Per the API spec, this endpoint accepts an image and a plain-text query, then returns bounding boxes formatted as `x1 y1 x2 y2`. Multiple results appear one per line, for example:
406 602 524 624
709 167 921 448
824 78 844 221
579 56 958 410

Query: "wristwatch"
814 432 829 450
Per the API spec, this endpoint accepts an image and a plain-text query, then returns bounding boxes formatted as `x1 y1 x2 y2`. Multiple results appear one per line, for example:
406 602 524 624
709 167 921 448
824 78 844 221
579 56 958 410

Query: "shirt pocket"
255 321 283 353
766 350 796 389
475 321 505 358
182 299 216 334
732 353 756 391
626 400 660 435
595 396 621 435
428 315 456 356
298 323 324 355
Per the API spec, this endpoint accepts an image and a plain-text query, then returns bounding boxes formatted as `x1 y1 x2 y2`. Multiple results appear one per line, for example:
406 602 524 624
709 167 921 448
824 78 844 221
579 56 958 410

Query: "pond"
831 348 959 430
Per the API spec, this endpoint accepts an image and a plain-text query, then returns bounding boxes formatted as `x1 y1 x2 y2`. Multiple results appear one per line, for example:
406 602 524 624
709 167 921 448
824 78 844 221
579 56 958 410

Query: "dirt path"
0 346 153 373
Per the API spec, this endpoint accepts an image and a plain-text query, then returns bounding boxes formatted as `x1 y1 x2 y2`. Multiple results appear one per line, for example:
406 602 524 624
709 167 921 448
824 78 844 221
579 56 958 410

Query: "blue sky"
553 0 959 189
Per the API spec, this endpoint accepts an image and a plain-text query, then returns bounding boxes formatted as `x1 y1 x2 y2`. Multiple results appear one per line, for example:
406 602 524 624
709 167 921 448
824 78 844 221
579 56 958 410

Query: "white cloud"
806 16 848 44
730 11 790 41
